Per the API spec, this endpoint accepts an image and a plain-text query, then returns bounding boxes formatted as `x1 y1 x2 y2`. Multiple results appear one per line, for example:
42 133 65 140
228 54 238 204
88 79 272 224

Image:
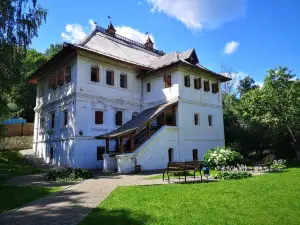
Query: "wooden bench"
253 154 275 171
163 161 203 182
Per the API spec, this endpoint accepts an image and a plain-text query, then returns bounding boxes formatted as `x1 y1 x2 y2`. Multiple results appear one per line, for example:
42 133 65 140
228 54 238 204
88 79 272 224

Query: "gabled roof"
95 101 178 139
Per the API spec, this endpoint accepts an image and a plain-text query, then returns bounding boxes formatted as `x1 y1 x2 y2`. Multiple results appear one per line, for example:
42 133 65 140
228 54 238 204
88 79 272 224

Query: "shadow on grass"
80 208 152 225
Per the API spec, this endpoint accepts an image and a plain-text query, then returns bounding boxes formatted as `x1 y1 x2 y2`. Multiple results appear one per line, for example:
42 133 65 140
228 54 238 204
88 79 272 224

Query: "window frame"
90 66 99 83
95 111 104 125
120 73 127 89
106 70 114 86
184 75 191 87
212 83 219 94
204 80 210 92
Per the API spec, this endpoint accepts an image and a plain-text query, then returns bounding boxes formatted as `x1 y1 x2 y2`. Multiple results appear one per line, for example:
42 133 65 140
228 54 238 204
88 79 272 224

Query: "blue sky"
31 0 300 84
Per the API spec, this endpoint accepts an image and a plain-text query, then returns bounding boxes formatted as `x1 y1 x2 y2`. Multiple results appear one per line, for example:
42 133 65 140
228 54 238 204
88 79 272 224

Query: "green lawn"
0 150 61 213
81 168 300 225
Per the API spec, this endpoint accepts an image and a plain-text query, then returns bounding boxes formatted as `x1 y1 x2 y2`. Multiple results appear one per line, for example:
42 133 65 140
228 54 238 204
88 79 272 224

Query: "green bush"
45 167 92 181
213 171 252 180
203 147 242 168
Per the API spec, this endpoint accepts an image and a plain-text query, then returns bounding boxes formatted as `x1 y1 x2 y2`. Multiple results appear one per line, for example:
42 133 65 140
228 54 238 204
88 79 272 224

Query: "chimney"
144 36 154 51
106 22 116 36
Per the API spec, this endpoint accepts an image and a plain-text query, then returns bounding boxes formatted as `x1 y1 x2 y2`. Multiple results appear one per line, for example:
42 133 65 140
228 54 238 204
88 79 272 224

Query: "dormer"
106 22 116 36
145 36 154 51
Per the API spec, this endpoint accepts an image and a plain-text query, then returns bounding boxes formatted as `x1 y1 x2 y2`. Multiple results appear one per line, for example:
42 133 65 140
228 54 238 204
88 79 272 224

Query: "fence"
1 123 34 137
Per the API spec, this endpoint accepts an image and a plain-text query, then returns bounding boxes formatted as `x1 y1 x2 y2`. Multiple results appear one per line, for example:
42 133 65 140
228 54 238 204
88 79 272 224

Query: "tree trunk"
286 125 300 159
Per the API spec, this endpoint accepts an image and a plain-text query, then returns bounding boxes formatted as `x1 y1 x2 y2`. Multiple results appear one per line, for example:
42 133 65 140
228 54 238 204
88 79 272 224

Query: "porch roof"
95 101 178 139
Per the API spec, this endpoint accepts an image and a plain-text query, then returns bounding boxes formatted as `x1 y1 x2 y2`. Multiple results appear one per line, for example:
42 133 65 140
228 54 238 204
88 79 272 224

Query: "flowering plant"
203 147 242 168
271 159 286 171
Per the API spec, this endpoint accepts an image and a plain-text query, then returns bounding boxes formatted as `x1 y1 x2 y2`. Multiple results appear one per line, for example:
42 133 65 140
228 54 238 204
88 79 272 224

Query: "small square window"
120 74 127 88
97 146 105 160
194 114 199 125
40 118 45 129
184 75 190 87
106 70 114 86
91 66 99 82
208 115 213 126
147 83 151 92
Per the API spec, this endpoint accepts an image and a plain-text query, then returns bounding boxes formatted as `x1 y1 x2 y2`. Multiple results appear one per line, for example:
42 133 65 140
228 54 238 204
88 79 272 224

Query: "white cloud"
255 81 264 87
224 41 239 55
147 0 246 30
61 20 155 46
115 26 156 46
138 1 142 5
61 19 96 43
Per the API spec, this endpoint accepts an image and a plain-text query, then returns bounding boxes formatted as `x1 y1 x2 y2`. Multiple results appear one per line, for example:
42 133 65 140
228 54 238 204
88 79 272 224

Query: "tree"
0 0 47 121
240 67 300 159
44 43 63 58
238 75 259 96
8 49 48 122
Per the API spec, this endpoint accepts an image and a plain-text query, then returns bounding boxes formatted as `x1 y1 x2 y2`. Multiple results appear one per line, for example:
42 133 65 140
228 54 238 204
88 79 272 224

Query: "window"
91 66 99 82
204 80 210 92
63 111 68 126
97 146 105 160
116 111 123 126
212 83 219 93
163 75 172 88
168 148 173 162
208 115 213 126
120 74 127 88
51 112 55 129
184 75 190 87
106 70 114 86
194 114 199 125
193 149 198 161
65 65 71 83
147 82 151 92
95 111 103 124
194 78 201 90
50 147 54 161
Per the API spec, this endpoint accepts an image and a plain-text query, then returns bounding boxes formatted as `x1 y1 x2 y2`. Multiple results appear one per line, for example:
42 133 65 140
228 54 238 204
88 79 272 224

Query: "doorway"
168 148 173 162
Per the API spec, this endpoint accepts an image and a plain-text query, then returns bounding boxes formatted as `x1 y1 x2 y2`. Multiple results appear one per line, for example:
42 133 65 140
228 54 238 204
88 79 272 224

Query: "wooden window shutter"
168 75 172 87
207 80 210 91
95 111 103 124
97 66 100 82
163 76 167 88
199 77 202 89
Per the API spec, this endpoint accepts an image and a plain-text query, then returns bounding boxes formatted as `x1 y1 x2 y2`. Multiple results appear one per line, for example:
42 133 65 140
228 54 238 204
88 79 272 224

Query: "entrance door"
193 149 198 161
168 148 173 162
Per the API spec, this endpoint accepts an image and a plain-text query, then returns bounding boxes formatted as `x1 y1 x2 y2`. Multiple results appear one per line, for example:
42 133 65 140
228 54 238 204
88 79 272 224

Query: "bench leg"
163 172 165 181
194 171 196 179
184 171 187 182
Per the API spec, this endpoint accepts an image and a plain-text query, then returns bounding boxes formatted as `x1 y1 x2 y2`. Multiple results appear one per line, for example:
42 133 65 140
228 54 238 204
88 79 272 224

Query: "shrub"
203 147 242 168
213 171 252 180
45 167 92 181
271 159 286 171
0 136 33 150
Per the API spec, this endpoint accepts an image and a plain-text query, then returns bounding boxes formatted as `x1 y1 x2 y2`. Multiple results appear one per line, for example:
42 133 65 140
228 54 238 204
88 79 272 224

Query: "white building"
30 23 230 173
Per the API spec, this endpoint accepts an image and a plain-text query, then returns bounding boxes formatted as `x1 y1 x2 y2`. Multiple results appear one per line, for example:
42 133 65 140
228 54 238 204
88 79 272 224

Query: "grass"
0 150 61 213
81 168 300 225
